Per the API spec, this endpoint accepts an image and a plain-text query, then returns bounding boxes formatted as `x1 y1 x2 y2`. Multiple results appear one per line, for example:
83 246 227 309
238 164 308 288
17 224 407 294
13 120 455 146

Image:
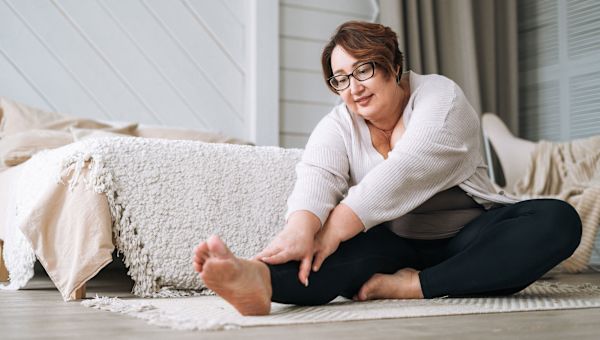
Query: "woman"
192 21 582 316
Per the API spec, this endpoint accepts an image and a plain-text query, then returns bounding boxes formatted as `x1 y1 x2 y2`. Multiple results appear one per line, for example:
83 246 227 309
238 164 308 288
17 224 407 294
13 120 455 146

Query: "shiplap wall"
518 0 600 142
0 0 263 142
279 0 377 148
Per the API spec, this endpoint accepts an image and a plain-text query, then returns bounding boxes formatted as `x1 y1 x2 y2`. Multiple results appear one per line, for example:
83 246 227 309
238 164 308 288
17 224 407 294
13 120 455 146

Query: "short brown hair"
321 21 403 93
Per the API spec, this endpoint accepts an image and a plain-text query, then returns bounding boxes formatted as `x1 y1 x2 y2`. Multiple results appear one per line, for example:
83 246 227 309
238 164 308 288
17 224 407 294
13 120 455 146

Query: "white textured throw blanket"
3 137 302 297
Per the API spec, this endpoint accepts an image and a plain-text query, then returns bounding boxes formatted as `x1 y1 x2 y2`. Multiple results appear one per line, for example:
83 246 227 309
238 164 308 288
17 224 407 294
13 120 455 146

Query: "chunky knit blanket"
2 137 302 297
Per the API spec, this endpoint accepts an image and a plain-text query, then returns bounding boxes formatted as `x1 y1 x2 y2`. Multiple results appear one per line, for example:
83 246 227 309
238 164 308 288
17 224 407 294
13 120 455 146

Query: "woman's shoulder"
303 103 353 153
316 103 353 131
407 72 476 127
410 71 459 94
306 104 352 141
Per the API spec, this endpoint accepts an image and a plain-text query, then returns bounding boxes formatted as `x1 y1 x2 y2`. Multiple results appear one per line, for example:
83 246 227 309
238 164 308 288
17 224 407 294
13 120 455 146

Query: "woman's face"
330 46 400 122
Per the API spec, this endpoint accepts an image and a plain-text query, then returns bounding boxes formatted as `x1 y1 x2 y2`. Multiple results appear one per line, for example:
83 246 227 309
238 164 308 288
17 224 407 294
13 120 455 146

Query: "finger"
261 251 292 265
253 247 281 261
298 255 313 286
312 250 324 272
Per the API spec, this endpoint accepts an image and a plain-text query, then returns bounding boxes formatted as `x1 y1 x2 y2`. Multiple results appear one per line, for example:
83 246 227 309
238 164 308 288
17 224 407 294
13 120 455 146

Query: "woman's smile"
355 94 373 106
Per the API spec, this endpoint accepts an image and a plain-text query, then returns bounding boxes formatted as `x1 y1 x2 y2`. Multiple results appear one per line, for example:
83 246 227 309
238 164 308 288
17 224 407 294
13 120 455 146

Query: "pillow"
0 97 138 137
70 124 138 141
135 126 252 145
0 97 67 137
0 130 73 166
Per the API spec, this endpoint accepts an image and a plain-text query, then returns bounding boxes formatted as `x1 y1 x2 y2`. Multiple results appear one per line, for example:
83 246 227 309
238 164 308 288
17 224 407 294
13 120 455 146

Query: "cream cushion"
0 97 249 168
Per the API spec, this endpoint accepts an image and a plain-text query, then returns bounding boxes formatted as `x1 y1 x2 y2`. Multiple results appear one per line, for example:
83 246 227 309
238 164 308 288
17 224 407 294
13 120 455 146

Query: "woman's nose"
349 77 364 94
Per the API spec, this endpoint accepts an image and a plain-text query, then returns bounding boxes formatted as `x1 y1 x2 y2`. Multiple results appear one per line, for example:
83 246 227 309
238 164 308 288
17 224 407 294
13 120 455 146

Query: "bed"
0 97 300 301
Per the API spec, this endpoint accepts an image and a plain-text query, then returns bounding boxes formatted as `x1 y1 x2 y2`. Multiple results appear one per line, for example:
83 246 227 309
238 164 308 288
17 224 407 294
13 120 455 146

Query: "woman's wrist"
287 210 322 236
328 204 365 241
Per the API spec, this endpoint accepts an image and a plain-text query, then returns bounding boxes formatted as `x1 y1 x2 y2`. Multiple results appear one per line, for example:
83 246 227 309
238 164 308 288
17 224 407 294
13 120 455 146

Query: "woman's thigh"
444 199 581 261
418 199 582 297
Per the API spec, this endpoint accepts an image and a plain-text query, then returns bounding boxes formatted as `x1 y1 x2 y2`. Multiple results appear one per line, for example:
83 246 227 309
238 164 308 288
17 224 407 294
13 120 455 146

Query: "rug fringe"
82 295 239 331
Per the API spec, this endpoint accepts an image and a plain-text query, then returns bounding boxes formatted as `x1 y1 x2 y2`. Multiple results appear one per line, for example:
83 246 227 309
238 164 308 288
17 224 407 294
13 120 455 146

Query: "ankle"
251 260 273 300
412 271 424 299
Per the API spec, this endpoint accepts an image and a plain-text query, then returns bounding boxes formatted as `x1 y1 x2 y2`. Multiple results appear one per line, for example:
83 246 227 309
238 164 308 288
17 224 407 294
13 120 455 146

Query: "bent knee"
532 199 582 256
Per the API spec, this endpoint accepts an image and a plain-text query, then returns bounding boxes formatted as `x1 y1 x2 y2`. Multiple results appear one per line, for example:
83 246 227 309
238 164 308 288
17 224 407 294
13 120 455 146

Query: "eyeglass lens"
329 62 374 91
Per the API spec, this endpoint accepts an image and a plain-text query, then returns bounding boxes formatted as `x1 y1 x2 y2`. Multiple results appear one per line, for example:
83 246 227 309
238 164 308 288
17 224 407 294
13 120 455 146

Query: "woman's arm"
256 110 351 285
255 210 321 286
286 113 351 226
342 81 483 230
311 203 364 272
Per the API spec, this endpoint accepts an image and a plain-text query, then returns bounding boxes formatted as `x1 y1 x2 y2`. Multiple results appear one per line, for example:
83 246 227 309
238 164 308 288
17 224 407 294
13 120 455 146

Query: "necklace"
368 122 394 139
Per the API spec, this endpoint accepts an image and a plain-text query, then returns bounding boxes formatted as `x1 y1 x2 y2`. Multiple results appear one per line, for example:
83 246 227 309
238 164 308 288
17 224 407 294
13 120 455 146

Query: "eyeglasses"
328 62 375 91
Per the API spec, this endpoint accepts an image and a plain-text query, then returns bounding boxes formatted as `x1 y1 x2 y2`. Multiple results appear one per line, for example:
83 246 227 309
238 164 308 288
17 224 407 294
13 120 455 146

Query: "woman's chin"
354 107 376 120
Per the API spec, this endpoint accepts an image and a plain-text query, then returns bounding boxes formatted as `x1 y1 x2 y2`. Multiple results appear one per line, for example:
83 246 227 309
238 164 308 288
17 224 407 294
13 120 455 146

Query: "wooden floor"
2 265 600 339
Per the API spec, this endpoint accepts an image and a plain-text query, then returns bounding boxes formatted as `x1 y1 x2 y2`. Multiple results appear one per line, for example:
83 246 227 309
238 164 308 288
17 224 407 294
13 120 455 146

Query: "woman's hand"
253 210 320 286
312 204 364 272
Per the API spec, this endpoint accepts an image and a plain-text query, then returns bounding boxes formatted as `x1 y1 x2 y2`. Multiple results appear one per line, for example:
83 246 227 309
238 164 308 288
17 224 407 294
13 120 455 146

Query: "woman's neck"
367 75 410 131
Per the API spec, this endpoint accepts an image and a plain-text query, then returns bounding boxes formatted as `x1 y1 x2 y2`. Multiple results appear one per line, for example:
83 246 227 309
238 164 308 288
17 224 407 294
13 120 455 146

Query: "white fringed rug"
82 281 600 331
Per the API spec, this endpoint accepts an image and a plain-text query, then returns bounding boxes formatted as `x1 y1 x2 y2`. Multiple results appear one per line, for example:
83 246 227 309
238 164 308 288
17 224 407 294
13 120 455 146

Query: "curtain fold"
379 0 519 135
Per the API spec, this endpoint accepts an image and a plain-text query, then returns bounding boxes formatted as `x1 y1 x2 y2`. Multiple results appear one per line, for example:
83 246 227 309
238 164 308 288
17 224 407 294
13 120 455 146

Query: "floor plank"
1 266 600 339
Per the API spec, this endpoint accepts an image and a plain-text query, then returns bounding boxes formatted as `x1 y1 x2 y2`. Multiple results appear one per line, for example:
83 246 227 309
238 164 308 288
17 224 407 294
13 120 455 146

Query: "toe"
358 274 387 301
207 235 233 259
357 281 373 301
194 241 209 258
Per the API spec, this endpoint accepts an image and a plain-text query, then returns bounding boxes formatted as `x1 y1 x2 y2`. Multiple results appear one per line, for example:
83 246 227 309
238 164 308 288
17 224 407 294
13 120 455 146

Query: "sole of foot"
193 235 272 316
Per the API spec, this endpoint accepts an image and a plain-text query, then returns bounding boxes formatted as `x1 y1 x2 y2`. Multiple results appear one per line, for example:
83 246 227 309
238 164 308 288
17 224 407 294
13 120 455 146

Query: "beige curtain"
379 0 519 135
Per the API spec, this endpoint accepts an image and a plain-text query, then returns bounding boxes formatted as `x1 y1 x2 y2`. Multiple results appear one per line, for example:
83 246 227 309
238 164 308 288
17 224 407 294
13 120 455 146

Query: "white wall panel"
279 133 311 149
279 1 377 148
281 38 325 72
223 0 246 24
0 0 250 140
0 48 53 111
281 5 369 42
183 0 245 68
1 0 113 118
281 70 337 104
518 0 600 143
281 101 332 135
283 0 375 18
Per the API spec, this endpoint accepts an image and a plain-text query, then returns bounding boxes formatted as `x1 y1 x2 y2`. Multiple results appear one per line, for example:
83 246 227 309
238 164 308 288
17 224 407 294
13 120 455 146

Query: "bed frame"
0 240 86 299
0 241 8 282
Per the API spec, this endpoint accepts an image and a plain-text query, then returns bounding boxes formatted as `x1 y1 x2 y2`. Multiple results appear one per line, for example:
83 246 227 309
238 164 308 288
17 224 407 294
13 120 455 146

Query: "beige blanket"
510 136 600 272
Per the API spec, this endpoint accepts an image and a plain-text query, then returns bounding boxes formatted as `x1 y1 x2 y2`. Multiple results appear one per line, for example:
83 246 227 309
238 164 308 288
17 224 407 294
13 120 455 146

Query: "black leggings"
268 199 582 305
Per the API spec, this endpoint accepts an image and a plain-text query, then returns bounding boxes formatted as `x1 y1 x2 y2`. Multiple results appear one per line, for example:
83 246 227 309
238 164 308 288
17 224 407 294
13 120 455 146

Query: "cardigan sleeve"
285 113 350 226
341 79 483 230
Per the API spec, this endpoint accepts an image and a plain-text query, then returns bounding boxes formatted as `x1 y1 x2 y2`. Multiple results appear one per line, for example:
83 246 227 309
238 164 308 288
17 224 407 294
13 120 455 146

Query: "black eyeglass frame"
328 62 376 91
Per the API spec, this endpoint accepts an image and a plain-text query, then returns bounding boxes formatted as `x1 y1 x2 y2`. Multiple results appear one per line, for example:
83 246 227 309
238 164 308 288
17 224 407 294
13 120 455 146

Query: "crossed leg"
192 199 581 315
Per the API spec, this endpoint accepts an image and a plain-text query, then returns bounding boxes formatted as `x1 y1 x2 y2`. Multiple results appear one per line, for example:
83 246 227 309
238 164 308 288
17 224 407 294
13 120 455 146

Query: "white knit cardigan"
286 71 519 231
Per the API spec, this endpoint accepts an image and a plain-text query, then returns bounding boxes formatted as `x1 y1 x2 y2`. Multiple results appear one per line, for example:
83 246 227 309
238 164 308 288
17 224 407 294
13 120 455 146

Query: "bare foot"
355 268 424 301
193 235 272 315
